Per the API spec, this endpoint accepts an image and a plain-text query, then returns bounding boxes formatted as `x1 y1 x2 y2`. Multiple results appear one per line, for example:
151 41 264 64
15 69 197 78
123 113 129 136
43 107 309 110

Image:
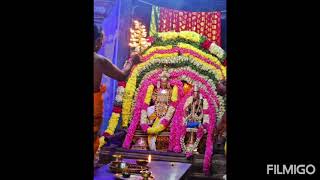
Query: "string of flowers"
98 81 126 148
122 56 225 126
143 31 226 62
123 74 184 149
135 58 222 87
138 78 183 134
129 69 162 124
170 87 217 175
199 88 217 175
143 43 225 75
168 70 223 151
142 47 225 79
123 68 224 148
123 78 158 148
131 66 222 124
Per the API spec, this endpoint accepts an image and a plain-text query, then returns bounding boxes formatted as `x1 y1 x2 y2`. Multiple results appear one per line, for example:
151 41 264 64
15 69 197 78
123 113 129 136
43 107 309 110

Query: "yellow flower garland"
121 56 225 126
142 44 225 79
158 32 179 41
105 112 120 135
178 31 202 42
144 45 173 56
158 31 202 43
145 52 224 80
171 85 178 102
99 136 106 148
147 121 166 134
177 43 226 77
144 85 154 105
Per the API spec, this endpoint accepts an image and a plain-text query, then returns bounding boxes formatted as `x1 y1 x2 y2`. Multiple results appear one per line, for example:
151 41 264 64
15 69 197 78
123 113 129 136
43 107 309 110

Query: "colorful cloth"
150 6 221 46
94 85 106 156
187 121 200 128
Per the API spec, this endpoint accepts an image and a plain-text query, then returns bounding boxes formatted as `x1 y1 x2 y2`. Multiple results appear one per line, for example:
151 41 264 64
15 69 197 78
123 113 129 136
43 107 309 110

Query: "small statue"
184 85 204 128
181 84 210 156
147 70 172 150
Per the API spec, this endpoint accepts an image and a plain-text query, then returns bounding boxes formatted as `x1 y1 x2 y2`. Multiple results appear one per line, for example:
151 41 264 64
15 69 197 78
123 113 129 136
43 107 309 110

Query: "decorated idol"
181 84 210 157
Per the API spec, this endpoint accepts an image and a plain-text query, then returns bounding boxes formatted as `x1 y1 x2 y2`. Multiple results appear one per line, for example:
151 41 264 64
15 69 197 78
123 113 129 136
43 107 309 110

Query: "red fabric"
118 81 126 87
159 7 221 46
112 106 122 113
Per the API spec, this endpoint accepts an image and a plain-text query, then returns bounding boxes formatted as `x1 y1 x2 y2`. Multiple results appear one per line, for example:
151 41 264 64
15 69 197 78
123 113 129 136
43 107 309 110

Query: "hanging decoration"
129 20 151 53
149 6 221 46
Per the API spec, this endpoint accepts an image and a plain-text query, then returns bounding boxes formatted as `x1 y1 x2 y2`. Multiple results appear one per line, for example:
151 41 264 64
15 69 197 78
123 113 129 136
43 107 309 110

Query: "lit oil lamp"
148 154 151 163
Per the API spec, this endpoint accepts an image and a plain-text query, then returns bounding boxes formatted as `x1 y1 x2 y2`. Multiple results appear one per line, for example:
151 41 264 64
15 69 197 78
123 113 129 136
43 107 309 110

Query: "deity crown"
194 84 199 92
160 69 170 79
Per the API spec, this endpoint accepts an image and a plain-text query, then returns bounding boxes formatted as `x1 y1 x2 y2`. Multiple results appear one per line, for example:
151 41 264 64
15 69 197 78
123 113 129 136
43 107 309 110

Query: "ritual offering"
109 162 149 174
136 159 148 166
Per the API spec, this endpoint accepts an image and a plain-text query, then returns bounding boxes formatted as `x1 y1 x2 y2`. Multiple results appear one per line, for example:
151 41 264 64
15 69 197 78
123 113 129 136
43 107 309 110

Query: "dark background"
2 0 319 180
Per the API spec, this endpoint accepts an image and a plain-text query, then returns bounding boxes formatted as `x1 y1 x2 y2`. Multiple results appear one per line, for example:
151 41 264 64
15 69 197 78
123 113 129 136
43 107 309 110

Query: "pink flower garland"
139 79 183 134
123 72 184 149
170 70 220 108
122 74 160 149
169 70 220 174
200 89 216 175
179 48 225 77
143 48 179 61
122 69 219 174
168 90 192 152
170 87 216 175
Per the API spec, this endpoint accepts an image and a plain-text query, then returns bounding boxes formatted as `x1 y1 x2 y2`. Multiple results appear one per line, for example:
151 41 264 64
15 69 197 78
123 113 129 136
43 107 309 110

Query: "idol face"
160 77 168 88
193 90 200 99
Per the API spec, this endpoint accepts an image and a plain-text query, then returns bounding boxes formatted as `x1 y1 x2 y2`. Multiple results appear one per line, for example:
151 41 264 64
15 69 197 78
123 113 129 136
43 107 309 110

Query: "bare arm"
99 57 132 81
98 53 141 81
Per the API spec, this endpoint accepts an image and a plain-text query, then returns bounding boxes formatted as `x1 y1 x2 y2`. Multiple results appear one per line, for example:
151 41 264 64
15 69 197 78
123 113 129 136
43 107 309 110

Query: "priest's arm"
99 53 142 81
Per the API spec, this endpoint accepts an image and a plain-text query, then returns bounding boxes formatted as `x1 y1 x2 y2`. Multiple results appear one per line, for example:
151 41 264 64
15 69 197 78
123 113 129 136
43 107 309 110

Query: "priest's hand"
130 52 143 65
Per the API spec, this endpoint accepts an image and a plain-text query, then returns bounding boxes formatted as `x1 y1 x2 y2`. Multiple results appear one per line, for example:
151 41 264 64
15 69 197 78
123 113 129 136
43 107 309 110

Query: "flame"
148 155 151 163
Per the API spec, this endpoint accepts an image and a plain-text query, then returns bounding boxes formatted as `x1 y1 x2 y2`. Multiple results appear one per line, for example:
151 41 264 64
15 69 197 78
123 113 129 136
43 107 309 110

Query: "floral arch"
101 31 226 174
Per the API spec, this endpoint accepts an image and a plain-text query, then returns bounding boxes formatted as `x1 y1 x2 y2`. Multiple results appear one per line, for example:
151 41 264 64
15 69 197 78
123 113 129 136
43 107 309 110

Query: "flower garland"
122 57 226 129
123 74 184 149
122 67 222 174
201 39 225 60
144 31 225 62
200 89 216 174
171 68 226 120
136 56 223 86
125 66 225 146
122 56 224 126
170 87 217 174
142 45 225 78
123 68 223 147
103 81 126 138
123 78 158 149
168 70 222 151
171 85 178 102
144 84 154 104
129 69 162 123
177 43 226 77
180 127 205 158
180 95 208 158
139 81 181 134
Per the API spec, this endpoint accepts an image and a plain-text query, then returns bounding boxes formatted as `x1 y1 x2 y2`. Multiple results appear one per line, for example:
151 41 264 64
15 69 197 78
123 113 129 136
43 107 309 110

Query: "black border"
227 0 320 179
